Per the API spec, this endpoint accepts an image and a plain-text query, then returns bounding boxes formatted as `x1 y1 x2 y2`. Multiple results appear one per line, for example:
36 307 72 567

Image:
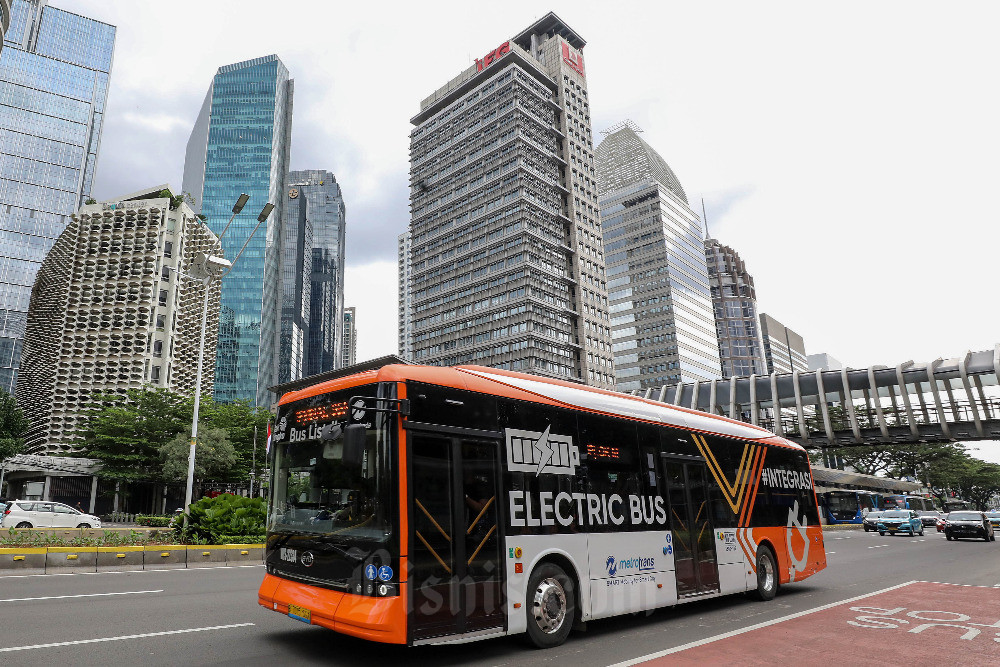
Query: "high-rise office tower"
0 0 115 394
183 55 293 407
17 186 222 453
277 169 346 382
397 230 412 361
407 12 614 387
1 1 11 51
596 121 721 391
759 313 808 374
705 238 767 378
341 306 356 367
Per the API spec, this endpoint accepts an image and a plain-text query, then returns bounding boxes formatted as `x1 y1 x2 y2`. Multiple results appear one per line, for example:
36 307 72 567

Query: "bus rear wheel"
751 546 778 601
525 562 576 649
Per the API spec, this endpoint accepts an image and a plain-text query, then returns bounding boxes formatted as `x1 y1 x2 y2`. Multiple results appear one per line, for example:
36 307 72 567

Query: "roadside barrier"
0 543 265 575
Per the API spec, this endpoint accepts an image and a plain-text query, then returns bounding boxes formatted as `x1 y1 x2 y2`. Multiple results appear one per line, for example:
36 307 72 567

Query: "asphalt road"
1 528 998 666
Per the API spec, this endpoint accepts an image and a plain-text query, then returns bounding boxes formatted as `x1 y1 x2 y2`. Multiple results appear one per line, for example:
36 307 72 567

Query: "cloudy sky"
60 0 1000 374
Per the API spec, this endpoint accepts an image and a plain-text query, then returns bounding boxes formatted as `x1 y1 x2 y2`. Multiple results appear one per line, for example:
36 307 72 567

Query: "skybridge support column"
816 369 835 444
749 374 759 426
972 376 991 420
729 376 738 420
927 359 951 439
896 362 920 438
942 370 961 423
770 372 785 437
866 367 890 439
958 352 984 437
642 388 652 400
842 368 861 442
792 370 808 441
709 379 719 415
690 380 700 410
673 383 684 406
657 384 669 403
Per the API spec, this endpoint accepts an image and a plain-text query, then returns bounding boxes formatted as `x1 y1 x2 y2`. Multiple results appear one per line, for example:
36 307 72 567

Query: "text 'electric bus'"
258 364 826 648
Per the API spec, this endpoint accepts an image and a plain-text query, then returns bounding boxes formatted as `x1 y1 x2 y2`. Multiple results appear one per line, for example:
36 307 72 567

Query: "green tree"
0 390 29 462
75 388 188 481
160 427 236 483
953 461 1000 511
196 398 270 483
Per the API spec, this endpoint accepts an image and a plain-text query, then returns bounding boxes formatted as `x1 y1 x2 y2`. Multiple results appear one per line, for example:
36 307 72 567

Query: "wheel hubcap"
760 555 774 592
532 577 567 634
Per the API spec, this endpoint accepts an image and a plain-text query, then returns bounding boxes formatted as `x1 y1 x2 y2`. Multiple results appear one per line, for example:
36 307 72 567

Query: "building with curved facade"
596 121 721 391
705 238 767 378
17 186 222 455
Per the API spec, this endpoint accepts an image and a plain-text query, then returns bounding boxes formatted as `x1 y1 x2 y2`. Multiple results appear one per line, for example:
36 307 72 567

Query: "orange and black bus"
258 363 826 648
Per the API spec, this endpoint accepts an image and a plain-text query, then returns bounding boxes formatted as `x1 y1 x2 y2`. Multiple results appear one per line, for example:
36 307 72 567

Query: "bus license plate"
288 603 311 624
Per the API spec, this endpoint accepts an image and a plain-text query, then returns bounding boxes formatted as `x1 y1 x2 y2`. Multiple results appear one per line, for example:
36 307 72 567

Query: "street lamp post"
181 196 274 525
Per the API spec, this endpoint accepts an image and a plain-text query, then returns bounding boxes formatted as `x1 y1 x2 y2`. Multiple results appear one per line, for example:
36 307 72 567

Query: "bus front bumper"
258 572 407 644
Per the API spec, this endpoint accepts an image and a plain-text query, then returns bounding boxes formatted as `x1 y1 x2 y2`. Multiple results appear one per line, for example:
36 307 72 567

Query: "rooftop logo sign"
562 42 585 76
476 41 510 72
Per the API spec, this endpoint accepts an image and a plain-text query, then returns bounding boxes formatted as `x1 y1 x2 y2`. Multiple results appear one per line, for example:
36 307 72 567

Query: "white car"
1 500 102 529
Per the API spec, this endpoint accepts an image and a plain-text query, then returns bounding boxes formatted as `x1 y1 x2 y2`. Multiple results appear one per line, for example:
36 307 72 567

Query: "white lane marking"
867 544 889 549
0 589 163 603
0 564 264 579
0 623 255 653
609 581 919 667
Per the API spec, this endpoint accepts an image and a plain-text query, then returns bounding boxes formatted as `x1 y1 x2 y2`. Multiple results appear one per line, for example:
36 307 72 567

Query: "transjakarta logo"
509 491 666 528
606 555 655 577
760 467 812 491
506 426 579 476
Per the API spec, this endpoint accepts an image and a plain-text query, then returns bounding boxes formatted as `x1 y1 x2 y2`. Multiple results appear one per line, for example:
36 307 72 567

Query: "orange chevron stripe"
738 446 765 527
692 434 757 517
741 447 767 527
736 528 757 572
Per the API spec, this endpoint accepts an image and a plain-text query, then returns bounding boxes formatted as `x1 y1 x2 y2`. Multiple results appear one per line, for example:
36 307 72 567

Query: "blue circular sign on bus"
378 565 393 581
364 564 377 581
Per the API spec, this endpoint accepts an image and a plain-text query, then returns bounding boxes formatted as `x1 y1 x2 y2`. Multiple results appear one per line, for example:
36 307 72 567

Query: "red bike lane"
621 581 1000 666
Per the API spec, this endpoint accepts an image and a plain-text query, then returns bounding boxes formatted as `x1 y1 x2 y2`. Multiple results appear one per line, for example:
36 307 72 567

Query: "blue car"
877 509 924 536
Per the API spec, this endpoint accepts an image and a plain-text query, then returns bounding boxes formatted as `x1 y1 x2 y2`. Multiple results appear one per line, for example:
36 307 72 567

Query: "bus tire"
525 562 576 649
751 546 778 601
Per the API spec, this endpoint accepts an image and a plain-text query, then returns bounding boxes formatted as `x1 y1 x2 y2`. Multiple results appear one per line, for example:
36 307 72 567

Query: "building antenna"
701 197 710 239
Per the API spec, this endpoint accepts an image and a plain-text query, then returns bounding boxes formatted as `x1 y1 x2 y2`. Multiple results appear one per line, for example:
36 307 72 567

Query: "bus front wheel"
525 562 576 649
751 546 778 601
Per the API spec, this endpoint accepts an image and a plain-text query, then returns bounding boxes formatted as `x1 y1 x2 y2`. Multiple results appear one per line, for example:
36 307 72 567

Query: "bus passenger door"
662 458 720 598
410 433 504 641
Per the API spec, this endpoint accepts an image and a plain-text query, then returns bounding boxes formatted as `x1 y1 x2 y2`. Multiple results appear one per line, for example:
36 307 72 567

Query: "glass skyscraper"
596 121 722 391
277 169 346 383
183 55 293 407
0 0 115 393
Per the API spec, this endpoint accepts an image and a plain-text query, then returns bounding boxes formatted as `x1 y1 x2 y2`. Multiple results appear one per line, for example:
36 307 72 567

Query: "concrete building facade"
276 169 346 384
808 352 843 372
0 0 115 394
182 54 292 407
16 186 222 454
759 312 808 374
705 238 767 378
341 306 356 368
596 122 721 391
397 230 412 361
406 12 615 387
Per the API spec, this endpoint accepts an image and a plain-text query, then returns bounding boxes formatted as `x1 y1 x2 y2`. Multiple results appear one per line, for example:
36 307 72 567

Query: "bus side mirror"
343 424 366 467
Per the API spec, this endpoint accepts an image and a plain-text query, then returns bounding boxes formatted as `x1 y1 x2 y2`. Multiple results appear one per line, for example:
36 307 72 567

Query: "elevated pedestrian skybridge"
629 347 1000 446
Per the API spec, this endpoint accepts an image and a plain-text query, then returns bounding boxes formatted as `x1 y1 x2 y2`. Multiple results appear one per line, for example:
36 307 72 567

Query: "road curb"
0 543 265 575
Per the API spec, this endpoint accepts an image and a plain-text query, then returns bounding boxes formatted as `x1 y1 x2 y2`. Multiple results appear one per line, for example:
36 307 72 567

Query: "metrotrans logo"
606 554 655 577
505 426 579 476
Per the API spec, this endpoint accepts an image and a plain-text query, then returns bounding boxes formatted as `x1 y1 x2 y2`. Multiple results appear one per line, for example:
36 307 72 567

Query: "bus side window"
578 413 639 534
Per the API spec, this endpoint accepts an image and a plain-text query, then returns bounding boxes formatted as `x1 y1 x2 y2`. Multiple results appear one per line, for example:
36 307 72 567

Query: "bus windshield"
268 383 394 541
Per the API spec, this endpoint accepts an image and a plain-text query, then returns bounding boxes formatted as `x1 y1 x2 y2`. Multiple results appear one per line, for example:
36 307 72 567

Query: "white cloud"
58 0 1000 375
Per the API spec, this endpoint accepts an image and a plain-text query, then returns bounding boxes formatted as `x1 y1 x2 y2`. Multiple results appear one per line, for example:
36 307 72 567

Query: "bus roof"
276 363 799 449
